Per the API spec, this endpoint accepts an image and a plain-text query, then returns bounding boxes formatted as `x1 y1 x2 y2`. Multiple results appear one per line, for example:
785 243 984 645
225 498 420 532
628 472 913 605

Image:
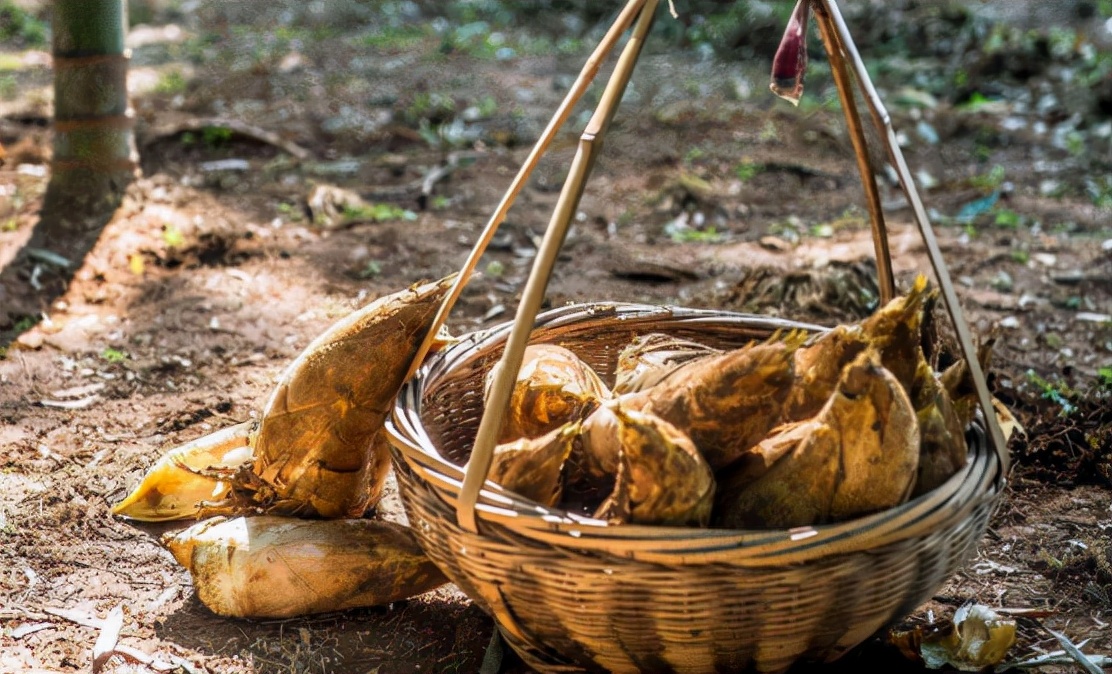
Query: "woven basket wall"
387 302 1004 674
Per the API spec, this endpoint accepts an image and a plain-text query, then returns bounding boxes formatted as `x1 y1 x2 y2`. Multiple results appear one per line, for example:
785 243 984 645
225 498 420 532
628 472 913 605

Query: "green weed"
101 347 127 364
154 70 188 96
202 126 234 148
341 203 417 223
276 202 304 222
993 209 1022 229
360 25 427 51
670 226 724 244
734 162 763 182
1098 366 1112 390
162 225 185 249
357 260 383 279
484 260 505 278
1026 370 1077 416
0 2 47 47
969 164 1006 191
0 73 16 100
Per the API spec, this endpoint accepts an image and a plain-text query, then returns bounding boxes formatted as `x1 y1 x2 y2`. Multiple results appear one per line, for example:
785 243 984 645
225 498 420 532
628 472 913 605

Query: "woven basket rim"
387 300 1005 565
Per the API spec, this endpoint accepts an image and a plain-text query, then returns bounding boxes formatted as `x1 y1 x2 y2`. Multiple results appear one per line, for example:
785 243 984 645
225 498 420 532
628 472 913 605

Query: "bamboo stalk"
816 0 1009 475
51 1 136 178
405 0 651 382
457 0 661 534
812 2 895 305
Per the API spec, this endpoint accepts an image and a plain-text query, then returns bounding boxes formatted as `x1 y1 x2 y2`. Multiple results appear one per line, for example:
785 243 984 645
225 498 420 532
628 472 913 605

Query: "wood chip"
146 585 179 613
42 606 103 629
759 235 794 252
91 604 125 674
39 395 102 410
49 382 107 399
112 644 177 672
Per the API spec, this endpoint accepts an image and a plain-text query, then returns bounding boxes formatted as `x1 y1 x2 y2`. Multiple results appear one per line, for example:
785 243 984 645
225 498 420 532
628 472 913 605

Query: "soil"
1 2 1111 673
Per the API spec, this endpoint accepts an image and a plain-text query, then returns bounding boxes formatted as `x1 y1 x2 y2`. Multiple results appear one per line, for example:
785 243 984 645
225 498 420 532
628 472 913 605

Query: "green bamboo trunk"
1 0 139 318
50 0 136 194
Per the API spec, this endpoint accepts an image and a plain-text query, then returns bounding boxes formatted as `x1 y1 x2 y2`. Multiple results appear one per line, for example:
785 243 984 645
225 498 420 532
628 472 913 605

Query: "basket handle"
455 0 660 534
434 0 1008 535
812 0 1009 477
404 0 653 384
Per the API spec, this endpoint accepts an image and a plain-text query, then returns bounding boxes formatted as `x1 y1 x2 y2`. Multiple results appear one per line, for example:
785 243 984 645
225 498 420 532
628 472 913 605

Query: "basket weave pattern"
388 303 1004 673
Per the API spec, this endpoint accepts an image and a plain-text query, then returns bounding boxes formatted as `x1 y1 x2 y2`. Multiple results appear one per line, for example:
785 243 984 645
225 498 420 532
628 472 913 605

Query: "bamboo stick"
816 0 1009 475
812 3 895 305
405 0 651 382
457 0 661 534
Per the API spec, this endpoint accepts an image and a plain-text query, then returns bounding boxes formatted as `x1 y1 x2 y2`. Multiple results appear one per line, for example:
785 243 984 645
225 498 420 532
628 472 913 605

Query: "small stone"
1039 180 1061 197
991 270 1014 292
759 236 793 252
1076 312 1112 324
915 120 940 145
916 170 938 190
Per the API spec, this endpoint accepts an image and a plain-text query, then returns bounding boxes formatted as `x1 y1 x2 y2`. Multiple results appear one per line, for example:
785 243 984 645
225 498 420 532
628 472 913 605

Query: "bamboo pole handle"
812 6 895 306
405 0 651 382
456 0 661 534
814 0 1010 477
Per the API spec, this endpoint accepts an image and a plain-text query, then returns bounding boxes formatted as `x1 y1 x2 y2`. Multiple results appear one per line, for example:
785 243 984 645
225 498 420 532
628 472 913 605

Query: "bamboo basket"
386 1 1010 672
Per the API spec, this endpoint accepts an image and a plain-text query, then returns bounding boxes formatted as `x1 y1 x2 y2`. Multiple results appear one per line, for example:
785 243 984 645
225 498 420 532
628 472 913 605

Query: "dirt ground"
1 1 1111 673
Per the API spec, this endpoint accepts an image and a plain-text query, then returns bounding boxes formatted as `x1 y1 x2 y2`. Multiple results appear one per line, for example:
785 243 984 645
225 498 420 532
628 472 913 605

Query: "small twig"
42 606 104 629
26 247 73 269
39 395 102 410
1043 627 1106 674
50 382 107 399
28 264 42 290
142 117 311 160
112 644 177 672
992 607 1056 618
363 151 482 204
420 151 477 203
998 650 1112 672
10 622 54 638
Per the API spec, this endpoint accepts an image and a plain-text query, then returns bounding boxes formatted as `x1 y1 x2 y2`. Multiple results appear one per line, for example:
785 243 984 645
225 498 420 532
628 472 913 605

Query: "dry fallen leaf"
889 603 1017 671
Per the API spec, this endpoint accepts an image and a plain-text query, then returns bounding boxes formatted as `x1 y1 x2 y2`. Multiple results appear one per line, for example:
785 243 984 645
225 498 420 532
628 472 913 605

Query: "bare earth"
1 2 1110 673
